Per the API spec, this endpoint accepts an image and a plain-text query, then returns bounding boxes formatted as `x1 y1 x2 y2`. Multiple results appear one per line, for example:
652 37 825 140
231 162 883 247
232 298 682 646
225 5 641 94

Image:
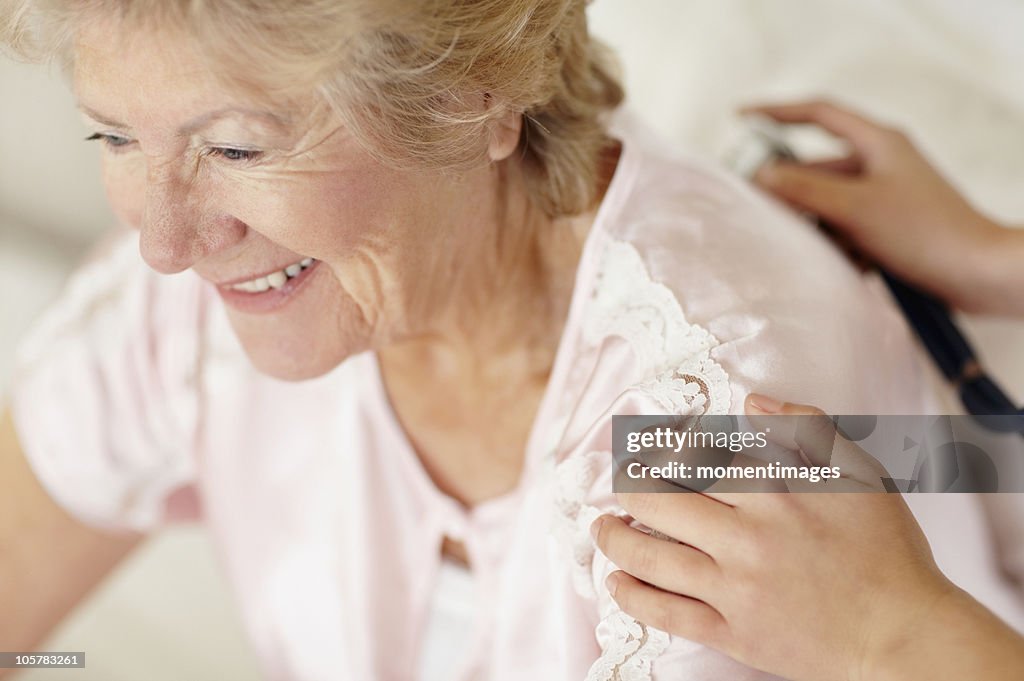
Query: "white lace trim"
586 611 671 681
584 241 718 371
554 238 731 681
552 450 606 598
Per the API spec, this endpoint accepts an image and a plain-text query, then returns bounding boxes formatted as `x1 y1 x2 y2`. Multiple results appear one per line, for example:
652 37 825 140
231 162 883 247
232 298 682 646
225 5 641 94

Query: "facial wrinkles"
234 128 352 191
307 162 476 347
224 123 411 338
336 241 394 337
134 120 331 261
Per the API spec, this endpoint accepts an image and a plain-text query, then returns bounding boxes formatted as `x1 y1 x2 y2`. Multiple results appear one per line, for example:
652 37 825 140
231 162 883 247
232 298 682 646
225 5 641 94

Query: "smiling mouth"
226 257 317 293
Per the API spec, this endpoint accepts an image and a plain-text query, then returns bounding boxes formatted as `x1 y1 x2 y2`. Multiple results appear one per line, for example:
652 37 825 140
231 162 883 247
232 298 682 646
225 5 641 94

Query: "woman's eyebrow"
78 104 128 129
77 104 289 134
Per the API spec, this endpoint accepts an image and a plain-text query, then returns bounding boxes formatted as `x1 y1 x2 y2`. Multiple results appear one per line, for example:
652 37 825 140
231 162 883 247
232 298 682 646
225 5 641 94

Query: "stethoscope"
732 118 1024 434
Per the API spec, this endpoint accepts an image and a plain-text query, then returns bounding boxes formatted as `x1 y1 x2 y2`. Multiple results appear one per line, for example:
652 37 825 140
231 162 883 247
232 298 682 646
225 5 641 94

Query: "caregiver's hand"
745 100 1024 317
591 394 1024 681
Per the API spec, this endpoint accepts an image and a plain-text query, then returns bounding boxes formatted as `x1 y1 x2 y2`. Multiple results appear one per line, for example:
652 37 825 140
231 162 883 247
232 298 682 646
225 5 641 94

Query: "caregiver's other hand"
745 100 1024 317
591 394 1024 681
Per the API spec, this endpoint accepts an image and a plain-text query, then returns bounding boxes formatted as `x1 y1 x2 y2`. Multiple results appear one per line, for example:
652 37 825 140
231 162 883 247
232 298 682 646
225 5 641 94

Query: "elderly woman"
1 2 996 680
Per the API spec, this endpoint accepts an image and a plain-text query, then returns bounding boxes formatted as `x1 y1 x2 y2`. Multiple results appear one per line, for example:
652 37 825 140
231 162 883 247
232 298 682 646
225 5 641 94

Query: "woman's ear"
487 106 523 162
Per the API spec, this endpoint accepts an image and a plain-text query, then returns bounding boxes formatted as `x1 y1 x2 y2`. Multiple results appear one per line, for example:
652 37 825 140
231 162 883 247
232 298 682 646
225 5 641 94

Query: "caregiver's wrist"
862 581 1022 681
943 215 1024 316
974 221 1024 316
854 574 957 681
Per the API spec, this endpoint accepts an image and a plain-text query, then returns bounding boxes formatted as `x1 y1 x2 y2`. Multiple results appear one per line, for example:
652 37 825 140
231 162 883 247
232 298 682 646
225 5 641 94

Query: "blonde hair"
2 0 624 217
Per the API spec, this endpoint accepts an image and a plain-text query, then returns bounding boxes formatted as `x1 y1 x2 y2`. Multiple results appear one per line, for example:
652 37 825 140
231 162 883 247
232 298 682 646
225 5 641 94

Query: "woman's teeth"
230 257 315 293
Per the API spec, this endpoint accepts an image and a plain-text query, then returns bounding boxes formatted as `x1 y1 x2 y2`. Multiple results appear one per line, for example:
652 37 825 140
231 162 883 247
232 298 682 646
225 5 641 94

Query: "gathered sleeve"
8 231 206 532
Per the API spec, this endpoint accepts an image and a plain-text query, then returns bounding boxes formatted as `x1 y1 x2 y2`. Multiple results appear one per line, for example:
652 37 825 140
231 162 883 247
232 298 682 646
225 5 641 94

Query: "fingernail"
590 515 606 541
749 393 783 413
606 572 620 598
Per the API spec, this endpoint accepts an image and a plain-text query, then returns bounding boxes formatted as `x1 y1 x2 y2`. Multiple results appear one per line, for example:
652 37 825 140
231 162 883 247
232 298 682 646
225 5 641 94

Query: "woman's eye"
85 132 135 152
209 147 262 163
84 134 261 164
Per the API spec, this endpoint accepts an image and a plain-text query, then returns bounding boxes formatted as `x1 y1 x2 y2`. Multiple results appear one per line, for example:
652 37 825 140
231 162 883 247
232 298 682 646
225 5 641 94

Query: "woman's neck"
375 142 619 508
380 158 603 391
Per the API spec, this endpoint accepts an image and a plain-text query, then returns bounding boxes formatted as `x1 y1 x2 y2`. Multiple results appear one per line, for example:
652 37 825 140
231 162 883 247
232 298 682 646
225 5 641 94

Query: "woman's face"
74 19 505 380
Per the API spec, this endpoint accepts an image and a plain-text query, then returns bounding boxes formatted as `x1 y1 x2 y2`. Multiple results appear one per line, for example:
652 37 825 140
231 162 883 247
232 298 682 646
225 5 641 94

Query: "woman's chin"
221 273 371 381
245 345 343 381
227 317 355 382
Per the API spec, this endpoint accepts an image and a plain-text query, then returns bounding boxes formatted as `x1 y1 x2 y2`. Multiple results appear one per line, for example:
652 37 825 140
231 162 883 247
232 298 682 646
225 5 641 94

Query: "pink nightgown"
11 113 1024 680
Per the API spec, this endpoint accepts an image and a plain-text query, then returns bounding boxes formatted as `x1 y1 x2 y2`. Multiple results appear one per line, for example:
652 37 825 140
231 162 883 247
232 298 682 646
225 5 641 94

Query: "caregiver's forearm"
970 223 1024 317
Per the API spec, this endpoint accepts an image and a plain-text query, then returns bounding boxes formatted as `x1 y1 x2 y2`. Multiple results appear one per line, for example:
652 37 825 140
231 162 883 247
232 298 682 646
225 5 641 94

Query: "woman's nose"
138 169 245 274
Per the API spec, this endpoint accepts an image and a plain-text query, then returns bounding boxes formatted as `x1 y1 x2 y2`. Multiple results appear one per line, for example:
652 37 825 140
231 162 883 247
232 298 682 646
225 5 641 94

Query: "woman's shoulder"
571 117 931 417
601 113 868 310
9 230 210 530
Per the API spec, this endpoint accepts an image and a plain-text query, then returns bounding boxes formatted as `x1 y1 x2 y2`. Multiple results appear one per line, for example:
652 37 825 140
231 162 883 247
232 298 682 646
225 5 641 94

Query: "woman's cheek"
101 155 146 230
231 174 376 255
